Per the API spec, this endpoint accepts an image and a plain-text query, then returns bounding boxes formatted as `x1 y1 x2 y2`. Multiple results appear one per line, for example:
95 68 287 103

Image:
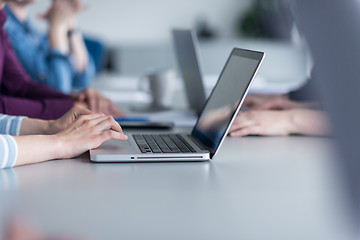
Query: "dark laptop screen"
191 48 264 156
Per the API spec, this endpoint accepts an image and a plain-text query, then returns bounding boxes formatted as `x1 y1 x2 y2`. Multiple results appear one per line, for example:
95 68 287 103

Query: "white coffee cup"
139 69 176 110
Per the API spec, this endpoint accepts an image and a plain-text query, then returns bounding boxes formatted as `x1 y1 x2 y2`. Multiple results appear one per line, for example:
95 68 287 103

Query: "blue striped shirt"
0 114 26 169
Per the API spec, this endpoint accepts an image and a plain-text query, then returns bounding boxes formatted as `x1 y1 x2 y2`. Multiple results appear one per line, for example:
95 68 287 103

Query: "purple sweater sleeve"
0 29 74 119
0 94 73 120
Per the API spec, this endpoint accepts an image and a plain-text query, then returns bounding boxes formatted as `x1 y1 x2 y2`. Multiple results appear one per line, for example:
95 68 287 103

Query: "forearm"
69 31 89 72
72 54 96 91
13 135 64 167
11 113 128 168
287 99 321 110
20 118 53 135
289 109 332 136
49 23 69 54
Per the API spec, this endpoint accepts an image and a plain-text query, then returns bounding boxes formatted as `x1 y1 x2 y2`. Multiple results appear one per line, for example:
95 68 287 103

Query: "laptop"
172 29 207 115
118 29 206 129
90 48 264 162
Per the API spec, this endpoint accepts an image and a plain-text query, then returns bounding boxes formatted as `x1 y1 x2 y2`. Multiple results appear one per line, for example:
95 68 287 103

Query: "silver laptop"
172 29 207 115
90 48 264 162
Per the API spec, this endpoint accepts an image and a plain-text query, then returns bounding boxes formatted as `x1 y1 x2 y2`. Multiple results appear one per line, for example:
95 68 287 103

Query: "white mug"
139 69 176 109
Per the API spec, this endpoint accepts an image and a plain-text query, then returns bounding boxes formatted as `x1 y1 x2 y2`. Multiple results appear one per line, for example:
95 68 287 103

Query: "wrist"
49 24 70 54
281 97 298 109
46 120 59 135
287 109 300 134
48 134 67 159
20 119 53 135
50 20 69 34
67 28 80 38
51 134 72 159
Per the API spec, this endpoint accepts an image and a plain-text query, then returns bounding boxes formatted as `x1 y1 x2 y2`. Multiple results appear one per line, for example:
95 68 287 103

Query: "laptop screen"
172 29 206 115
191 48 264 156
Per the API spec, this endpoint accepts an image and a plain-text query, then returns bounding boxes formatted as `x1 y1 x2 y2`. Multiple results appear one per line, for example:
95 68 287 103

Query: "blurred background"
28 0 308 91
31 0 254 43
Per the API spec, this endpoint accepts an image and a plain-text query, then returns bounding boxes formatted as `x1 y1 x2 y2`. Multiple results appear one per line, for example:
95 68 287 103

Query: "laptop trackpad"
98 139 132 150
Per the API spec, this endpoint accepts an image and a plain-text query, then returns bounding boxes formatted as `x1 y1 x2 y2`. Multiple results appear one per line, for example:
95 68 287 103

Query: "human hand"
19 104 91 136
39 0 88 28
243 94 291 110
68 0 89 12
39 0 75 27
47 104 92 134
229 110 295 137
73 88 125 117
244 94 314 110
55 113 128 159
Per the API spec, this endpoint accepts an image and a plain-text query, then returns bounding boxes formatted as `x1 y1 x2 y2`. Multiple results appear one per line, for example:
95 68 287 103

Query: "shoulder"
5 17 43 41
4 17 26 39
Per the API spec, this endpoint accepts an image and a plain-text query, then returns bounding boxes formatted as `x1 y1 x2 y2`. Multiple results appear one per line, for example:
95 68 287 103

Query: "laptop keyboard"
133 134 196 153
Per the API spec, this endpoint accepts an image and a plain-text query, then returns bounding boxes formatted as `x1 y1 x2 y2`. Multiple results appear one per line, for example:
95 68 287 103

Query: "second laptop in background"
119 29 210 128
172 29 207 115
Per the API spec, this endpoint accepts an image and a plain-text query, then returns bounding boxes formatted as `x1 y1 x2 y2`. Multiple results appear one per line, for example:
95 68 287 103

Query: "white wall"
27 0 307 85
28 0 253 44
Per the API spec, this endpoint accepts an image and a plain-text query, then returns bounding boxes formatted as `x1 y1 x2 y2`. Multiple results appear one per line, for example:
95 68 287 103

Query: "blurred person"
4 0 95 94
0 1 122 119
229 76 332 136
244 77 319 110
0 104 128 169
229 108 331 137
243 93 317 110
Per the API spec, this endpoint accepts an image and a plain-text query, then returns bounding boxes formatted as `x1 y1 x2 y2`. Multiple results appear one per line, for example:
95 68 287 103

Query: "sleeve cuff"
14 116 27 136
47 48 72 60
0 115 28 136
0 135 18 169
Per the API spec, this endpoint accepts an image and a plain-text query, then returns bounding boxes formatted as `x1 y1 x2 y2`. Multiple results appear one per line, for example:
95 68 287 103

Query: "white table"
0 133 354 240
